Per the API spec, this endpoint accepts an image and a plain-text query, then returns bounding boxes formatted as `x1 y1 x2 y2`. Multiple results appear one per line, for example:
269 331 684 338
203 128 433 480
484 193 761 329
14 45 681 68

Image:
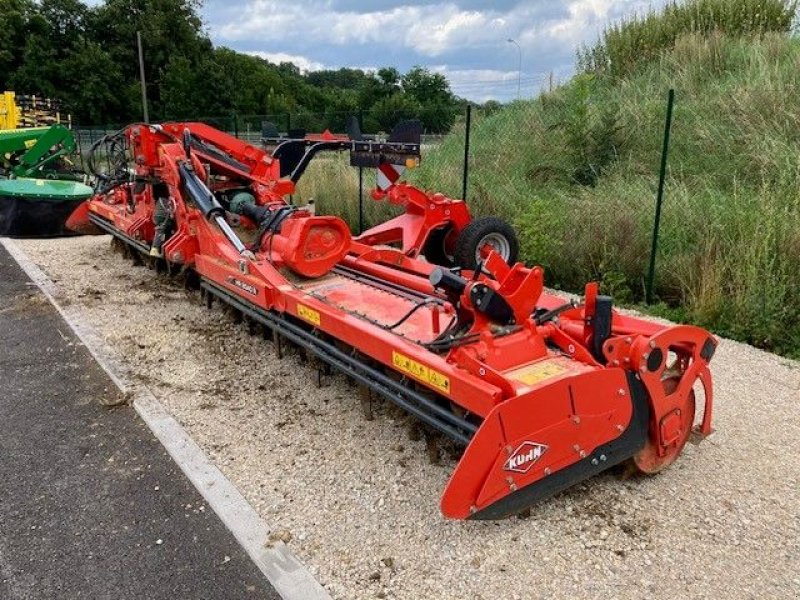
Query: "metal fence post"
646 89 676 305
358 109 365 235
462 105 472 201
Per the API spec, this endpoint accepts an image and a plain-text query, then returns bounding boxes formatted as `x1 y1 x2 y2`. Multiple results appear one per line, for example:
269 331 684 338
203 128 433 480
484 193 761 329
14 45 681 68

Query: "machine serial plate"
297 303 321 326
392 351 450 395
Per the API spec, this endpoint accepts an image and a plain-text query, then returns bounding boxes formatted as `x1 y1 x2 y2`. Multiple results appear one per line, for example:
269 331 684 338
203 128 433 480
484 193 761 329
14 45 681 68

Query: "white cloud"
217 1 648 59
245 51 327 72
208 0 671 102
432 66 551 102
218 2 514 57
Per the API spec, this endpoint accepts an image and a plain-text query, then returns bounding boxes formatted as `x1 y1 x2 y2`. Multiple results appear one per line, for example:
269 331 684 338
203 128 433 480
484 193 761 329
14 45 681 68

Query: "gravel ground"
15 235 800 600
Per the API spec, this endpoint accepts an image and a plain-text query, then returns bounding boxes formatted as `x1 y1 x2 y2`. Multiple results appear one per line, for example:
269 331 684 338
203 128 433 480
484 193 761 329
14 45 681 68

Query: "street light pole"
137 31 149 123
507 38 522 100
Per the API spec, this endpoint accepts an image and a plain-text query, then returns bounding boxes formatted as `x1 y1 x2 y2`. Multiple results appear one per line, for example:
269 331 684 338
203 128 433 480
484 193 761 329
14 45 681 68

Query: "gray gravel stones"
17 235 800 600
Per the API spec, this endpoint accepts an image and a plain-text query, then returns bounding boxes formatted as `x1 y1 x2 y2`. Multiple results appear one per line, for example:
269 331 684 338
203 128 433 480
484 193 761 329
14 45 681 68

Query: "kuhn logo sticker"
226 277 258 296
504 441 548 474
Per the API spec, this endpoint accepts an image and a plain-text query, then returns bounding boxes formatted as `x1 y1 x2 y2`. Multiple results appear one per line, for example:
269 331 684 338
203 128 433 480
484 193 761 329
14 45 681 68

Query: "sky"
97 0 672 102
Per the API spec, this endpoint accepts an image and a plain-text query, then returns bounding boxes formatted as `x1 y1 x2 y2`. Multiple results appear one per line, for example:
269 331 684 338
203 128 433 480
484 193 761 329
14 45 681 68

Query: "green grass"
293 154 401 232
578 0 797 77
412 31 800 358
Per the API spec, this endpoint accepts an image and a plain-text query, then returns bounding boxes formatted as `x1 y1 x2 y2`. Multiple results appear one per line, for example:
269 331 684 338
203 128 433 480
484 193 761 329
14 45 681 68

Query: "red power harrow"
67 122 716 519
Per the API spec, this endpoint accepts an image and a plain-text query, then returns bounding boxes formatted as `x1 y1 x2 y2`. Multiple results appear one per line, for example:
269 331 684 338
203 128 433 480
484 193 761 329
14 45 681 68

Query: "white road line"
1 237 331 600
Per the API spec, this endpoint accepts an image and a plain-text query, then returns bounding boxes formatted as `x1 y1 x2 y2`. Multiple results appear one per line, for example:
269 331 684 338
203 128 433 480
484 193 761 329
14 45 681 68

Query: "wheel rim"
632 376 696 474
475 232 511 264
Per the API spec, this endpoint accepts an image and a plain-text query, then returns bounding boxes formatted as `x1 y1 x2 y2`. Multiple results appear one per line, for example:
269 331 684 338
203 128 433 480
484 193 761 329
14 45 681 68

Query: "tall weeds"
578 0 797 77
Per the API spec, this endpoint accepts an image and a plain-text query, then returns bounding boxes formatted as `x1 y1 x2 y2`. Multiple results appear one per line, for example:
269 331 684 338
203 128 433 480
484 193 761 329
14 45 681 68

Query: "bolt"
613 360 620 366
568 344 575 354
469 505 477 514
579 450 587 458
479 368 486 376
591 458 599 466
505 445 513 455
572 415 581 424
509 483 518 491
649 340 657 349
600 454 607 462
618 388 626 396
506 476 514 484
544 468 552 476
616 424 624 432
625 337 632 344
573 444 580 452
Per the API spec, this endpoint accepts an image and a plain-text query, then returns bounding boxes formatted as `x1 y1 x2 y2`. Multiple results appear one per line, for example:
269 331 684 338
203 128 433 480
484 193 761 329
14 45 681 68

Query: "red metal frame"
357 182 471 258
67 122 717 520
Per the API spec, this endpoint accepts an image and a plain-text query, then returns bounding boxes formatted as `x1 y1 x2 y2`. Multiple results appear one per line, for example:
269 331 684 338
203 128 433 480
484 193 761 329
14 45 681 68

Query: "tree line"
0 0 465 132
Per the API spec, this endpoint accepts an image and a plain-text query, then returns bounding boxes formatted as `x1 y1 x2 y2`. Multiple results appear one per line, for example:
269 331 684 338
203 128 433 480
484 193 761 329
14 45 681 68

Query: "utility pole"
137 31 149 123
507 38 522 100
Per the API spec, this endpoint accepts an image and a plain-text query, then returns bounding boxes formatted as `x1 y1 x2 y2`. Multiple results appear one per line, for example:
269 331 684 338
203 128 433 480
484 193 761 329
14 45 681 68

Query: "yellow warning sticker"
297 303 321 326
24 139 36 149
392 351 450 395
514 361 568 386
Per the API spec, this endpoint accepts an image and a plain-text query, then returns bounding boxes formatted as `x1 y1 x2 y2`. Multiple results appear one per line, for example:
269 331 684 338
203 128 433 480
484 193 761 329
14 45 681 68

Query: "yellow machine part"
0 91 19 130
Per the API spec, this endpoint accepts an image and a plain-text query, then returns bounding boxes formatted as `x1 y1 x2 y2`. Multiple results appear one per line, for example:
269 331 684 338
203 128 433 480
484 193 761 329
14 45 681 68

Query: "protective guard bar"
264 119 422 182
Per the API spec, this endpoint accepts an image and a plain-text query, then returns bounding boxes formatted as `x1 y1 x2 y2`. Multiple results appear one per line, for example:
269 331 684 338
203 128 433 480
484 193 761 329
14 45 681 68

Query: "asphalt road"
0 243 280 600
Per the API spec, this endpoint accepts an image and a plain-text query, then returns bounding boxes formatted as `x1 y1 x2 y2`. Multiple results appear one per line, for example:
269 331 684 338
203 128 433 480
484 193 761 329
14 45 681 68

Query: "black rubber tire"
453 216 519 270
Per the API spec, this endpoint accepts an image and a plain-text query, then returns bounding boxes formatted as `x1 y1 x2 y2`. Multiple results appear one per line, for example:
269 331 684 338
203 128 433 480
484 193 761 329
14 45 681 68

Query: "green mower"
0 125 92 237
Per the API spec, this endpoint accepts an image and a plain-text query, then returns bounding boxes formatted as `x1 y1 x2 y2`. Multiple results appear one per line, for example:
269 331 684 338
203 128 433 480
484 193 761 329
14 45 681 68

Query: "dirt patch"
6 291 50 316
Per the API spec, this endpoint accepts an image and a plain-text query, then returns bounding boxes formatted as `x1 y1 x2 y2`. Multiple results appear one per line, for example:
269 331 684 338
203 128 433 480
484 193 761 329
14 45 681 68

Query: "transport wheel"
453 216 518 270
631 376 696 474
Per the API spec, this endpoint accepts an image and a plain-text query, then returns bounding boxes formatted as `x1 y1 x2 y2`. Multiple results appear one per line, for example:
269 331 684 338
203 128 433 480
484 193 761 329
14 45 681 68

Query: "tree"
0 0 37 89
307 68 370 90
39 0 88 47
377 67 401 90
400 66 457 132
212 48 289 114
402 66 452 104
481 100 503 115
0 0 461 127
9 11 58 97
88 0 212 119
60 42 126 123
161 54 232 119
419 101 456 133
371 93 421 131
